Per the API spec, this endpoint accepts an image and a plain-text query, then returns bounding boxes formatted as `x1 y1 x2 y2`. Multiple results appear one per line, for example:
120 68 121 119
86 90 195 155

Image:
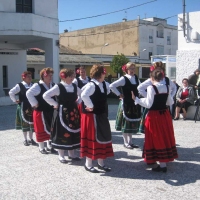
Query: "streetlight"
101 43 109 59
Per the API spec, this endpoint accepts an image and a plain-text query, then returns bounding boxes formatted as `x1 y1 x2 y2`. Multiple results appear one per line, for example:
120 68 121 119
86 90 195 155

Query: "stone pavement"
0 104 200 200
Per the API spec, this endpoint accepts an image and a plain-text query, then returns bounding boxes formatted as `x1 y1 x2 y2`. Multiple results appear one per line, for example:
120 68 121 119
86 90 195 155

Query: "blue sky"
58 0 200 33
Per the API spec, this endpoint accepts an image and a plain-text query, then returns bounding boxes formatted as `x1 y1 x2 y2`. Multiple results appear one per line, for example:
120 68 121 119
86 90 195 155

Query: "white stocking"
159 162 167 168
23 132 28 140
122 133 128 145
38 142 44 151
85 157 93 168
58 149 65 160
29 131 33 140
46 140 51 149
68 150 75 158
127 134 133 145
97 158 104 167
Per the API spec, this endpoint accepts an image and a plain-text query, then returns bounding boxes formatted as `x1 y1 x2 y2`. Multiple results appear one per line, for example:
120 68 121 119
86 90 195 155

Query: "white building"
0 0 59 97
139 17 178 60
176 11 200 84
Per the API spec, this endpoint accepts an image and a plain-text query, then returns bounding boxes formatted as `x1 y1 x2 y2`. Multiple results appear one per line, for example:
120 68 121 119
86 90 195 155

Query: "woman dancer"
9 71 37 146
109 62 141 149
132 70 178 172
43 69 81 163
26 68 56 154
81 65 114 173
137 62 176 133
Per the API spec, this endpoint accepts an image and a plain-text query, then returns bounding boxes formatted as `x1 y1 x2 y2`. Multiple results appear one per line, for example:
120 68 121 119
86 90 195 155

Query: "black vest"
57 83 77 107
122 75 139 104
17 82 31 102
82 81 107 115
149 85 169 110
35 83 55 112
77 77 91 88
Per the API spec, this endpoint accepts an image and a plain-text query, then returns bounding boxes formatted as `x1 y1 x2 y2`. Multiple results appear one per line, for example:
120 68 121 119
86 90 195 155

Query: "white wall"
176 50 200 85
176 11 200 84
0 1 15 12
178 11 200 50
34 0 58 18
139 24 177 59
0 0 58 18
0 50 26 97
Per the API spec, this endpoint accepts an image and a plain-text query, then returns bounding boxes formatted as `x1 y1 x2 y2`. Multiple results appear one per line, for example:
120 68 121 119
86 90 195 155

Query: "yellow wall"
60 20 139 56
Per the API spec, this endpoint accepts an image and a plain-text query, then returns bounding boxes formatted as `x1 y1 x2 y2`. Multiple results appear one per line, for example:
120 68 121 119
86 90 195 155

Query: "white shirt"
81 79 110 108
109 74 140 96
72 76 90 86
43 81 82 107
135 83 174 108
137 78 177 98
9 81 33 102
26 80 54 107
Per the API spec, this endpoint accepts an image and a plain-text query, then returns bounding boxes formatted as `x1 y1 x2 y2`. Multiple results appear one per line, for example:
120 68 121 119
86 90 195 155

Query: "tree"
110 53 130 76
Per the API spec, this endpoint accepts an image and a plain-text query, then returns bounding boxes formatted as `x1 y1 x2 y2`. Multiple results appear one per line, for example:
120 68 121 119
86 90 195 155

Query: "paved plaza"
0 104 200 200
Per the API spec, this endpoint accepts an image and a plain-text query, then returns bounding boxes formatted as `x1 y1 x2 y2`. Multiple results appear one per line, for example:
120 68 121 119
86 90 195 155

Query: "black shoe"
46 147 57 154
59 159 68 164
152 165 167 173
129 144 139 148
23 140 29 146
84 165 99 173
97 164 111 172
183 118 187 120
123 144 133 149
29 139 37 146
39 149 48 154
68 156 81 161
173 117 179 120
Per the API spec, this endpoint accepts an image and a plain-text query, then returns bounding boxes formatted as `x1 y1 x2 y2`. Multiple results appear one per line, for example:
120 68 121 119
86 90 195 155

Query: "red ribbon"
60 72 66 79
122 65 127 72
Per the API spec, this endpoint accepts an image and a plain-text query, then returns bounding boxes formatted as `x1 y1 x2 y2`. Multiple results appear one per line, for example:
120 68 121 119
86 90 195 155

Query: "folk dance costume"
81 79 114 172
73 76 91 89
26 80 56 154
134 83 178 172
9 82 36 146
109 74 141 149
72 76 91 115
137 77 176 133
43 81 81 163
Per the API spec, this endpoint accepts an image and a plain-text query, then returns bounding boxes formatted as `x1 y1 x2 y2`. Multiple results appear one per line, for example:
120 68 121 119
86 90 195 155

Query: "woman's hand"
119 94 124 100
131 91 136 100
85 107 93 112
33 104 39 109
16 100 20 104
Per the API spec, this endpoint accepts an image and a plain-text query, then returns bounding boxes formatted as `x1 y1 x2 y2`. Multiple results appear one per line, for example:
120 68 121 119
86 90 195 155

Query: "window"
16 0 32 13
149 36 153 43
156 25 164 38
167 32 171 45
2 66 8 88
157 45 164 55
27 68 35 79
149 29 153 43
149 47 153 60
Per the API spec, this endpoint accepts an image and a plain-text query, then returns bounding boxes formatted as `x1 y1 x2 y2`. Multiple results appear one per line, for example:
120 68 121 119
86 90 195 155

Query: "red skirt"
33 110 50 142
80 112 114 160
143 109 178 163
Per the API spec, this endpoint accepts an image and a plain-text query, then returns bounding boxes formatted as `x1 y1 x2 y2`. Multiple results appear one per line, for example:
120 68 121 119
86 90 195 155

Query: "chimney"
64 29 68 33
122 18 127 22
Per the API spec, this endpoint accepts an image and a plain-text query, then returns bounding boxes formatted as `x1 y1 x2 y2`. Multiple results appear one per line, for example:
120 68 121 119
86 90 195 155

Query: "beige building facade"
60 17 177 61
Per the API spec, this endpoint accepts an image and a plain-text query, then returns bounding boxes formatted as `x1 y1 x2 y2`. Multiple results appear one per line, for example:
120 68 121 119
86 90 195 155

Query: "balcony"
0 12 58 38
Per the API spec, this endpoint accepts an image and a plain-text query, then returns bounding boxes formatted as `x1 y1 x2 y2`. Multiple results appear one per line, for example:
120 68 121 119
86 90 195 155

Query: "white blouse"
9 81 33 102
43 81 82 108
72 76 90 86
109 74 140 96
135 83 174 108
137 78 177 98
26 80 54 107
81 79 110 108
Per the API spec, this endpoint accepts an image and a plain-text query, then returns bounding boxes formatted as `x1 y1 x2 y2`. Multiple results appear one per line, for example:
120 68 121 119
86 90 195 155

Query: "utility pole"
183 0 186 37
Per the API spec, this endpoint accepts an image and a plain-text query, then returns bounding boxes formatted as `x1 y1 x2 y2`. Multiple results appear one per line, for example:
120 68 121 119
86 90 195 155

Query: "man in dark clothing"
171 80 180 118
188 69 200 100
